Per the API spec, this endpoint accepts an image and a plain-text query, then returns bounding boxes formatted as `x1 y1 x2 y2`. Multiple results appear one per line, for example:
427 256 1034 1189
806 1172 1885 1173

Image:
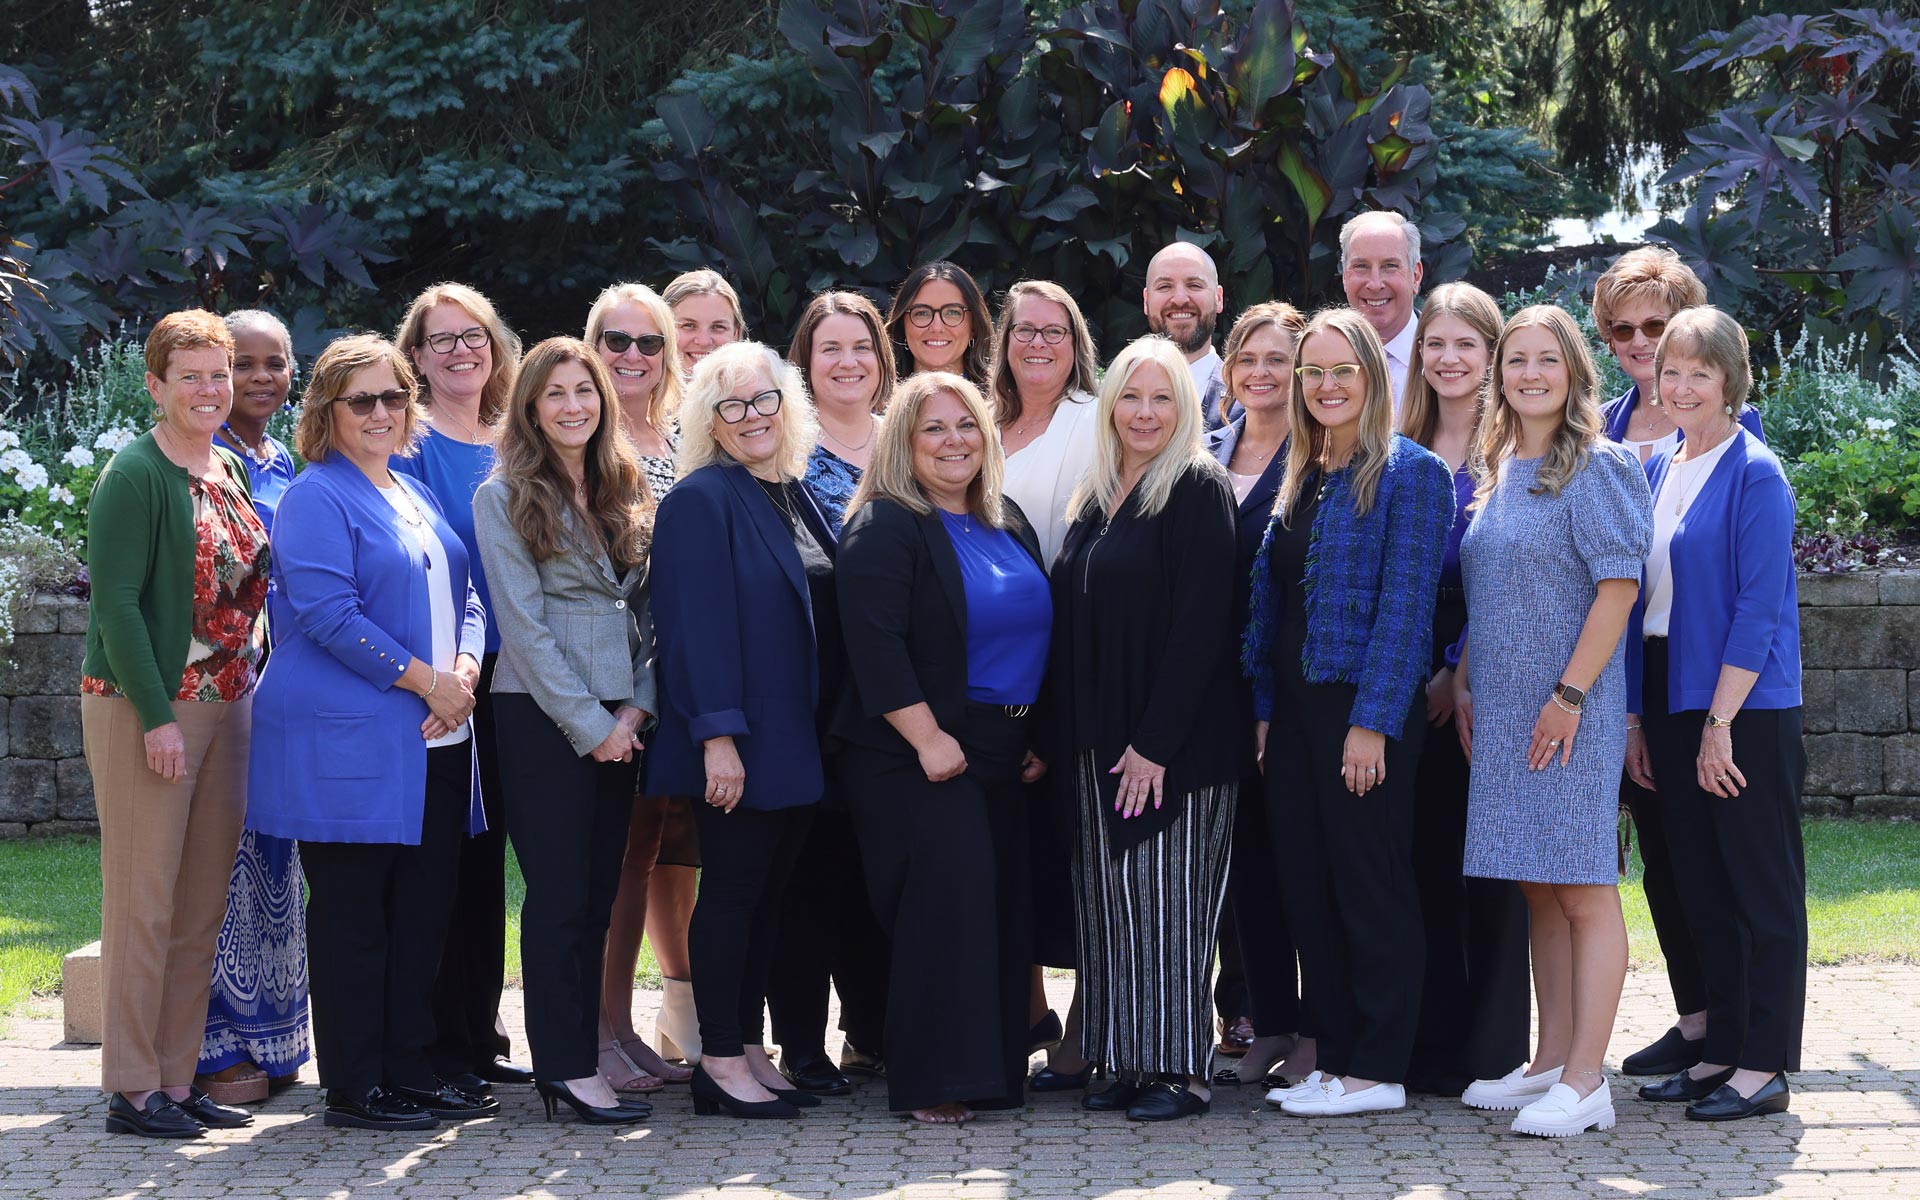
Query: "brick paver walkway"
2 967 1915 1199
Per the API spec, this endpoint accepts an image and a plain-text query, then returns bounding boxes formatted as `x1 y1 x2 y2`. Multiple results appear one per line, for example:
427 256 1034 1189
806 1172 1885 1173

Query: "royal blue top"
392 429 499 652
1602 384 1765 446
1440 463 1475 591
1626 429 1801 714
937 509 1052 705
226 431 297 532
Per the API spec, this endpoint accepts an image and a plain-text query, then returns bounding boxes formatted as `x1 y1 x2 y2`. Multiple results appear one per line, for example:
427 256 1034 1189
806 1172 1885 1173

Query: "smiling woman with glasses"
886 261 994 387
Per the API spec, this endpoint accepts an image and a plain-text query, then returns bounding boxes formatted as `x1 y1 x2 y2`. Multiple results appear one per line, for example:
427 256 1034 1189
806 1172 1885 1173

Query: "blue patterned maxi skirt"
197 829 311 1077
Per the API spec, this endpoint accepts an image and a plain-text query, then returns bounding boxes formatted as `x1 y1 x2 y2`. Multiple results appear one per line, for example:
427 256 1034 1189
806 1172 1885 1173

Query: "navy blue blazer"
645 462 836 810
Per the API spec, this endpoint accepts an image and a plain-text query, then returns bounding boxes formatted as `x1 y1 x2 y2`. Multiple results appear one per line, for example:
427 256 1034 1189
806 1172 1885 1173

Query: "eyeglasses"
334 389 411 416
715 389 783 424
1295 364 1364 388
1010 323 1071 345
425 327 492 354
1607 318 1668 344
601 330 666 356
907 303 968 329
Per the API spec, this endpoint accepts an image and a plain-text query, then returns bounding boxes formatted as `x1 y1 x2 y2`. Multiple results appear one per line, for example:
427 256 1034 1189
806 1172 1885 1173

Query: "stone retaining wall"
0 594 94 836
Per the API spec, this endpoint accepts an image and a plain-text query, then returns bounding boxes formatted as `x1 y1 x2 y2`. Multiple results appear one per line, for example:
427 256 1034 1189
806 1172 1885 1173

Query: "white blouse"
1002 389 1099 571
1644 434 1738 638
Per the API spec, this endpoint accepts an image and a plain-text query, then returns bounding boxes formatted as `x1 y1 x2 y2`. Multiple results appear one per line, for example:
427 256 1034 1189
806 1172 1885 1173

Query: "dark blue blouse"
804 446 862 535
938 510 1051 705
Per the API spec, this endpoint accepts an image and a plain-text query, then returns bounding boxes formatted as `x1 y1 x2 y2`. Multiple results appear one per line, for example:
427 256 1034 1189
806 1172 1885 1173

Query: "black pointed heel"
534 1080 651 1125
690 1066 802 1119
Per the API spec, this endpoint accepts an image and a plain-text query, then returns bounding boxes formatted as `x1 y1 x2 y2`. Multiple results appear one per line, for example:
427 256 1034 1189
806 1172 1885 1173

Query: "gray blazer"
473 477 656 755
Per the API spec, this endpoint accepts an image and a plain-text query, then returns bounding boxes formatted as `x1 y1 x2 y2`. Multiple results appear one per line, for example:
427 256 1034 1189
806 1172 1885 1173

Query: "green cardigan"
81 432 254 732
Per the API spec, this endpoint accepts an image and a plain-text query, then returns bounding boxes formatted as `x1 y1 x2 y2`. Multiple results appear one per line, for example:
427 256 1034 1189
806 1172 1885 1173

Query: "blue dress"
200 432 312 1080
1459 445 1653 885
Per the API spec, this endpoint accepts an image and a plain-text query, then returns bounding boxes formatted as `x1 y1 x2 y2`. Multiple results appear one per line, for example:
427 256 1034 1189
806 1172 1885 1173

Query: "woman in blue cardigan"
247 336 493 1132
1243 307 1453 1119
1625 307 1807 1122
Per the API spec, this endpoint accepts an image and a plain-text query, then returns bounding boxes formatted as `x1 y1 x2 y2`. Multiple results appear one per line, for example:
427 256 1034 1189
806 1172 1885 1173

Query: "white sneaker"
1511 1081 1616 1137
1462 1064 1563 1111
1264 1070 1325 1108
1281 1077 1407 1116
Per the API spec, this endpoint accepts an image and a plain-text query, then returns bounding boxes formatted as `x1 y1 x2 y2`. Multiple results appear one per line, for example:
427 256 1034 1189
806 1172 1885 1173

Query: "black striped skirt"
1070 750 1236 1077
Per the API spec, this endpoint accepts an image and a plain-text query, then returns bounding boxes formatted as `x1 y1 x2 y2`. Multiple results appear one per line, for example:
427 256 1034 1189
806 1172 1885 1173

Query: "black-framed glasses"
1010 323 1071 345
715 389 783 424
1295 364 1364 388
334 389 411 416
1606 317 1668 344
425 327 492 354
600 330 667 356
907 303 968 329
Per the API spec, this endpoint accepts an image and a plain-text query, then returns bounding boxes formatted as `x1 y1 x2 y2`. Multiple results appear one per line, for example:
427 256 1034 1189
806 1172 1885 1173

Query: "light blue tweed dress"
1460 443 1653 885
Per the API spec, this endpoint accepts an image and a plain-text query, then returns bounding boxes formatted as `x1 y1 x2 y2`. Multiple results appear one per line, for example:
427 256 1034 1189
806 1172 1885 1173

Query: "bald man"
1338 211 1425 409
1144 241 1231 428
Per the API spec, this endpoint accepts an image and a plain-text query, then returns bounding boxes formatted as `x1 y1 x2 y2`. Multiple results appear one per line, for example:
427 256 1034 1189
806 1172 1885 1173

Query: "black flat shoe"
1028 1010 1064 1054
1639 1066 1735 1103
841 1043 886 1079
180 1086 253 1129
474 1056 535 1085
690 1066 802 1119
390 1081 502 1119
1686 1074 1790 1121
1126 1081 1210 1121
1030 1063 1100 1092
780 1054 853 1095
536 1079 651 1125
1621 1026 1706 1076
1082 1080 1145 1112
441 1071 493 1096
105 1093 205 1139
324 1086 439 1131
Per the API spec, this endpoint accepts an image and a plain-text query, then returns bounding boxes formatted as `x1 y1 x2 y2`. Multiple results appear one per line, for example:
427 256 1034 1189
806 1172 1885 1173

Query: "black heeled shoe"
1030 1062 1101 1092
1028 1010 1064 1054
1126 1080 1210 1121
690 1066 802 1119
1621 1026 1706 1076
535 1079 651 1125
765 1084 823 1108
1686 1073 1791 1121
1639 1066 1735 1103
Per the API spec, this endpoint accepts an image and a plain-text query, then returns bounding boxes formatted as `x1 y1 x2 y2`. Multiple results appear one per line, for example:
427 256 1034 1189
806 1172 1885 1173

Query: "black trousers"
842 703 1032 1111
1623 775 1709 1016
690 803 815 1058
1266 677 1426 1082
427 654 511 1076
1406 709 1532 1090
765 806 890 1059
1227 771 1301 1036
1025 773 1078 969
495 693 638 1082
301 742 469 1097
1640 637 1808 1073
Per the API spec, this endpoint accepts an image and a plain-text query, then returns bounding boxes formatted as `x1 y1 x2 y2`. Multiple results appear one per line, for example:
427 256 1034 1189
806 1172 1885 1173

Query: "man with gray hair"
1143 240 1231 428
1339 211 1425 408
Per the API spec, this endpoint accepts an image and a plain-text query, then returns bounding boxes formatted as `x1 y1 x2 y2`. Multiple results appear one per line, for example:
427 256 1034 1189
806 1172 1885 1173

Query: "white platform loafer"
1462 1064 1563 1111
1511 1081 1616 1137
1264 1070 1326 1108
1281 1077 1406 1116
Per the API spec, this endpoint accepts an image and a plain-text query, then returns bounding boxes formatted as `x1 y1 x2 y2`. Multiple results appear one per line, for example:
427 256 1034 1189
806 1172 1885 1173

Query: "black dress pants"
841 704 1032 1111
690 803 815 1058
427 653 511 1077
1228 771 1302 1036
496 693 638 1082
1622 775 1710 1016
301 742 470 1097
766 806 890 1060
1640 638 1808 1073
1266 678 1426 1083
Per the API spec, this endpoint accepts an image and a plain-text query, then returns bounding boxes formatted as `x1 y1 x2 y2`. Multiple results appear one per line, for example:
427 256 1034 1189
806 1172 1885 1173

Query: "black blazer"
831 496 1046 756
1207 419 1287 750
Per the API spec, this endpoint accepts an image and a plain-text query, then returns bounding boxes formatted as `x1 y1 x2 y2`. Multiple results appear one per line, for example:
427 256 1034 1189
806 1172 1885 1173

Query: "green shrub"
1752 334 1920 464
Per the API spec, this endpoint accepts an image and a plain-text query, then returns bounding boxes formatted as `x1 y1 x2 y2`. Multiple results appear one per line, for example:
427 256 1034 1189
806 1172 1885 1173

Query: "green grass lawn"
1 820 1913 1020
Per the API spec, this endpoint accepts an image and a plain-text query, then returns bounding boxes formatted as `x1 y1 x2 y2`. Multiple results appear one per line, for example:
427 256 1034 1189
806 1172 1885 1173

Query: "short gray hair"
1338 211 1422 272
224 308 293 359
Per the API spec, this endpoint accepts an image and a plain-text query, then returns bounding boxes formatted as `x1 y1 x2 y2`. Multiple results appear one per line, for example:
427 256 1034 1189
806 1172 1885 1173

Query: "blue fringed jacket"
1241 434 1453 739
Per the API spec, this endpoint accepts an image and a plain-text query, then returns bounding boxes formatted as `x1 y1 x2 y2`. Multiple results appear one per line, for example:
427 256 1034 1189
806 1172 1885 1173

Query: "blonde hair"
676 341 817 482
663 269 748 339
846 373 1009 528
787 291 898 414
1275 308 1396 527
1069 335 1221 523
986 280 1100 424
1653 306 1753 414
393 282 523 426
296 334 425 463
491 338 651 571
583 282 685 432
1396 282 1503 448
1221 301 1306 412
1473 305 1606 510
1590 246 1707 335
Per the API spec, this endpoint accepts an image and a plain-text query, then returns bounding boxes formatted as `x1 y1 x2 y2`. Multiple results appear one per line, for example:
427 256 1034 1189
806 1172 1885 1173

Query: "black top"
1270 477 1320 684
1048 462 1248 854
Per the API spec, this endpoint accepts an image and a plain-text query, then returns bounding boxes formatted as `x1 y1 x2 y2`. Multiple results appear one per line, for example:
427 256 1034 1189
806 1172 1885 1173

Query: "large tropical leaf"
0 117 147 210
1832 208 1920 321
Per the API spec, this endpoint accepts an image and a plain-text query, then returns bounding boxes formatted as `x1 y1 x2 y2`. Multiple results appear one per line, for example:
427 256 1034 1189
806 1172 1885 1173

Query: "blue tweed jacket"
1241 433 1453 738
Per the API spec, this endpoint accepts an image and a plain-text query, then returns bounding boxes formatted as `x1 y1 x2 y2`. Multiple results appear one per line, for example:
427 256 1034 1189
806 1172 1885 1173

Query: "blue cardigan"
1602 384 1764 446
1241 434 1454 738
1627 429 1800 714
644 462 833 810
246 457 488 844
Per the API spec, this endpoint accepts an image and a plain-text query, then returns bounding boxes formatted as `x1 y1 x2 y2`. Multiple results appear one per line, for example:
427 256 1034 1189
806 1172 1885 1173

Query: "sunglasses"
1607 318 1668 344
425 327 491 354
334 389 411 416
600 330 666 356
715 389 783 424
907 303 968 329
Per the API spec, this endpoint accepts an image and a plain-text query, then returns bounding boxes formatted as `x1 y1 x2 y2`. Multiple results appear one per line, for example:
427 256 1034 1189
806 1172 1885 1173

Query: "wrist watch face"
1558 683 1586 706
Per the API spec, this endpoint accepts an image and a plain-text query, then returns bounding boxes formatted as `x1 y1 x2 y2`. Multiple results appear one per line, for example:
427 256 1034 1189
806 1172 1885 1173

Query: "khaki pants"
84 693 250 1094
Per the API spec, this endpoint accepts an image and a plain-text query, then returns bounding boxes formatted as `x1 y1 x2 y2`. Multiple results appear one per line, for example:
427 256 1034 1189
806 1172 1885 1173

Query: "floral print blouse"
83 466 270 705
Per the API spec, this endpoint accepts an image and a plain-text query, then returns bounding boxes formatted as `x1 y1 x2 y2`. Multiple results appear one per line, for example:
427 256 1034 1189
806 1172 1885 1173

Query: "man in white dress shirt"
1339 211 1424 410
1143 241 1230 428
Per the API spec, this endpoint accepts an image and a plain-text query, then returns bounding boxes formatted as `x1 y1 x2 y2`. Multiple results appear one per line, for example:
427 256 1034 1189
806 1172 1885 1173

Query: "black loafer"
324 1086 440 1130
1028 1010 1064 1054
105 1092 205 1139
1082 1080 1145 1111
1126 1080 1210 1121
440 1071 493 1096
1639 1066 1735 1103
1030 1063 1097 1092
780 1054 853 1095
473 1056 535 1085
1621 1027 1706 1076
180 1086 254 1128
1686 1074 1791 1121
389 1081 502 1119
